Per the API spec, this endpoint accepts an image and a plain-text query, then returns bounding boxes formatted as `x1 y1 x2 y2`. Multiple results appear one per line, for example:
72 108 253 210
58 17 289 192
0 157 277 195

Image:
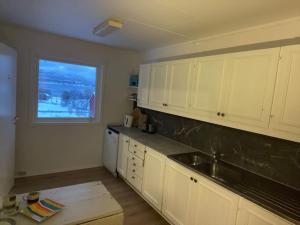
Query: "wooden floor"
12 167 169 225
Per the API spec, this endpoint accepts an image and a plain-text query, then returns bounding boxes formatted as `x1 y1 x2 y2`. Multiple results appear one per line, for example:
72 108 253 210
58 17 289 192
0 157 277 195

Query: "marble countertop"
109 126 199 156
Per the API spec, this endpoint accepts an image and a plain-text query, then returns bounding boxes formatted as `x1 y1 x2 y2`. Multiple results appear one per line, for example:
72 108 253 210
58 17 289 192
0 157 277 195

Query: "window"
36 59 99 121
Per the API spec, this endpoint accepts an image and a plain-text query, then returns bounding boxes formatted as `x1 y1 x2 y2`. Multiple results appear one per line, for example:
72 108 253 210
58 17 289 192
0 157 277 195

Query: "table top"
12 181 123 225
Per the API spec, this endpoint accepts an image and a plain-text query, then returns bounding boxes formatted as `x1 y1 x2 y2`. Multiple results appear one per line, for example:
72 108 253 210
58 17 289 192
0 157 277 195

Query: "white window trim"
30 55 103 124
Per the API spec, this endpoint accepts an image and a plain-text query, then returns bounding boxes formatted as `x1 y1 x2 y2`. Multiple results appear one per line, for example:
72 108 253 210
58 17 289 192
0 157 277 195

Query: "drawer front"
130 139 146 152
127 170 143 192
122 135 130 145
128 160 144 178
128 152 144 168
128 146 145 160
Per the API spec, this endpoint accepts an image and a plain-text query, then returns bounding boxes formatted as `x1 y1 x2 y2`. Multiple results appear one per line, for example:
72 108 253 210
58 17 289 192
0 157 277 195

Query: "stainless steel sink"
168 151 243 184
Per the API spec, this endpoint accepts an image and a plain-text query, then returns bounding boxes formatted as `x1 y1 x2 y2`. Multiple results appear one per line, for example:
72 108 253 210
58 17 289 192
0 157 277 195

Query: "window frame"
31 55 103 124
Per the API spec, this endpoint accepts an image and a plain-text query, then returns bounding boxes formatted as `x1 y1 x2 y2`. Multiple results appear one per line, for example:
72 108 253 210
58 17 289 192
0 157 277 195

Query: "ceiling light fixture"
93 18 123 37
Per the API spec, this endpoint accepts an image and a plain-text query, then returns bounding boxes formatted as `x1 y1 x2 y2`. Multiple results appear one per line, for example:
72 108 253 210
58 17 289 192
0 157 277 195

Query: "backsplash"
143 109 300 190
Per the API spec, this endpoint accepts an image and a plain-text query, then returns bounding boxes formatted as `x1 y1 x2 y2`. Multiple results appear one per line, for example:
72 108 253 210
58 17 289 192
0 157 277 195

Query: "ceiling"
0 0 299 51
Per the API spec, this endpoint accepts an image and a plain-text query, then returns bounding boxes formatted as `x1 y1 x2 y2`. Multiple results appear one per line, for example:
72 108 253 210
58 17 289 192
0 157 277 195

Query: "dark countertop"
109 125 300 224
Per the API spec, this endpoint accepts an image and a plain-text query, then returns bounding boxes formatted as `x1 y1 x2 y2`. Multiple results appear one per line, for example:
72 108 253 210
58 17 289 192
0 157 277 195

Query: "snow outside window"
37 59 98 120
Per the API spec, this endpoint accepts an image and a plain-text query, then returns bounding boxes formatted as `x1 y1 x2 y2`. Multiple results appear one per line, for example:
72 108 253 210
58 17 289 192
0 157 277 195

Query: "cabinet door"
189 176 239 225
148 62 168 108
166 59 194 113
117 134 129 178
142 147 166 211
236 198 293 225
189 55 226 120
138 64 151 107
222 48 280 128
163 160 193 225
269 45 300 137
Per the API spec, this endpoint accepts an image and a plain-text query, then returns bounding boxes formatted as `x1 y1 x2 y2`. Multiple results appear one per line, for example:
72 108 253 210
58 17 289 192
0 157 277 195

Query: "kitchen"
0 1 299 225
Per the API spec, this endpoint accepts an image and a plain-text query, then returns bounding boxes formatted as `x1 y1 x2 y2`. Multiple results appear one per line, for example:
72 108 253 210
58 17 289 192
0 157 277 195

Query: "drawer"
128 145 145 159
122 135 130 144
130 139 146 151
127 170 143 192
127 160 144 178
128 152 144 168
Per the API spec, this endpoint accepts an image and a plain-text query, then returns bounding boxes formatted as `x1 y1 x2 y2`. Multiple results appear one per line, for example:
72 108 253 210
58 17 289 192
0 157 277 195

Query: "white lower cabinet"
162 159 194 225
123 138 294 225
142 147 166 211
117 134 129 178
236 198 294 225
188 175 239 225
163 159 239 225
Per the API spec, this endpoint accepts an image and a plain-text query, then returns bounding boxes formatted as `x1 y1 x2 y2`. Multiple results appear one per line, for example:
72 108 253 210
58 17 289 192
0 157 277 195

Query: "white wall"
0 22 141 176
144 16 300 61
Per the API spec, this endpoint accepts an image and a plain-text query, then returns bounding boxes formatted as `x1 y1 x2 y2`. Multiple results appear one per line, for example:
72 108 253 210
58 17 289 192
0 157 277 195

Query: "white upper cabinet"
142 147 166 211
236 198 294 225
166 59 194 113
138 45 300 142
269 45 300 139
189 55 227 120
188 176 239 225
138 64 151 107
148 62 168 108
222 48 280 128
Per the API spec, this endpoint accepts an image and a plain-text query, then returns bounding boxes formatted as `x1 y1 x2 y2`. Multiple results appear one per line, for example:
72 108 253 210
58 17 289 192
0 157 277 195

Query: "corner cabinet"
142 147 166 211
117 134 129 178
137 44 300 143
236 198 294 225
269 45 300 141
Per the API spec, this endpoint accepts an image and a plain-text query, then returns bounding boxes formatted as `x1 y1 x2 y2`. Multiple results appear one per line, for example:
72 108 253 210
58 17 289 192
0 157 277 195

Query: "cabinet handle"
194 179 198 183
165 103 168 106
125 140 129 143
134 144 137 147
132 157 135 160
132 169 135 172
134 151 137 154
132 176 135 179
144 150 147 154
221 113 225 117
133 163 136 166
190 177 194 181
217 112 221 116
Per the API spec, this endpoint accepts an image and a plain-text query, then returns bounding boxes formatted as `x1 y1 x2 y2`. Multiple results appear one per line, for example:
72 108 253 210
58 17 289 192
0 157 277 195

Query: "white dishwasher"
102 128 119 176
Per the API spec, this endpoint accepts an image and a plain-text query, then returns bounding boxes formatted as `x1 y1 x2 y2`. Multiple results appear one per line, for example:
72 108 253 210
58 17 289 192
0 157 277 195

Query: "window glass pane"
37 59 97 118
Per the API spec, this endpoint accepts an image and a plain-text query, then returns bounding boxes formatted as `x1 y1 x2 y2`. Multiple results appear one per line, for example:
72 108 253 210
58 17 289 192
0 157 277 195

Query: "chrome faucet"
211 150 224 178
211 151 224 163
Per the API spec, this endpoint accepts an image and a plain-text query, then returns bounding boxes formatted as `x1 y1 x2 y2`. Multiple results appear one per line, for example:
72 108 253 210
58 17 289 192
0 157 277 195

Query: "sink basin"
168 152 243 185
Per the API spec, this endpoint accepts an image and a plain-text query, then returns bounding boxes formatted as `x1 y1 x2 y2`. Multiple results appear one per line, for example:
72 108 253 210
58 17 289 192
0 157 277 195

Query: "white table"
12 181 123 225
